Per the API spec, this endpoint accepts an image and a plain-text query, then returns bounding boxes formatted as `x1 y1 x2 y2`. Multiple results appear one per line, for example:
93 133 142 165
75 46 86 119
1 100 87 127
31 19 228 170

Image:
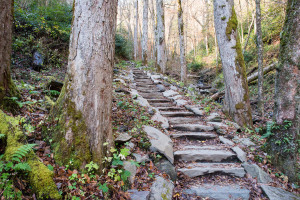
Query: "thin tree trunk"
243 12 255 53
247 62 276 83
156 0 166 73
213 0 253 127
134 0 139 60
51 0 118 171
142 0 149 65
0 0 19 103
178 0 187 83
255 0 264 116
269 0 300 183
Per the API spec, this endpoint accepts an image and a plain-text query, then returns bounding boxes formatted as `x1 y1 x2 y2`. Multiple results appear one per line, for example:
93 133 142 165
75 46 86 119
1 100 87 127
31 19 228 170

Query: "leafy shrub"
188 62 204 72
115 33 132 59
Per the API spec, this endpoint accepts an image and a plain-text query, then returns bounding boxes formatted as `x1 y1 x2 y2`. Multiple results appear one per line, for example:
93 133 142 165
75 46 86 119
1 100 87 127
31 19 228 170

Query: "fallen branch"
211 91 225 101
247 62 277 83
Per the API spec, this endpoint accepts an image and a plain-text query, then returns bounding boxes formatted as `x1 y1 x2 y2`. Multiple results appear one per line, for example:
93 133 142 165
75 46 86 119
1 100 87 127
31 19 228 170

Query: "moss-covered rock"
0 110 61 199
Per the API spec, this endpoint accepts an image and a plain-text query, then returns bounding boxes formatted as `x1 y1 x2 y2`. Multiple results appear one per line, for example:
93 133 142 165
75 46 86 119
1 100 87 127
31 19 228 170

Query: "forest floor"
1 62 299 199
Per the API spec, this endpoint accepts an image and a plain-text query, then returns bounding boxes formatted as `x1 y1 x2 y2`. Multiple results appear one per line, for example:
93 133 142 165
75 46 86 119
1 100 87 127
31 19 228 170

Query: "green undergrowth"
0 110 60 199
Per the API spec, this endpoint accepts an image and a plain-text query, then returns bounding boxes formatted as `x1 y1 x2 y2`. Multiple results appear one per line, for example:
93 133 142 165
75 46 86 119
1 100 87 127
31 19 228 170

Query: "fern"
261 121 274 139
0 134 5 139
12 144 37 162
13 163 31 171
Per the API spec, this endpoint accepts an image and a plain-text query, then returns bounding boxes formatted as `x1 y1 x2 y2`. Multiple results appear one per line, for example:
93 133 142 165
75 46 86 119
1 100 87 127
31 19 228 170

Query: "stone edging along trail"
127 65 300 200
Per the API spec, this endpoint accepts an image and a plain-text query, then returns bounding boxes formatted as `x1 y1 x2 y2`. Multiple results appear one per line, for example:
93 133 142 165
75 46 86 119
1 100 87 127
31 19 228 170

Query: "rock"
128 189 150 200
260 185 300 200
32 51 44 71
153 80 162 84
184 184 250 200
123 161 137 185
132 153 150 163
207 122 229 130
160 111 194 117
143 126 174 163
172 124 214 132
242 163 272 183
170 85 178 91
216 128 227 135
232 136 255 147
174 149 236 162
149 176 174 200
156 84 166 92
115 133 132 143
151 75 161 81
168 117 199 124
206 112 222 122
163 90 179 97
115 88 130 94
184 105 205 116
131 90 151 108
171 132 217 140
179 163 245 178
170 95 182 100
148 108 155 115
113 78 126 84
219 136 234 146
125 142 135 153
232 146 247 162
46 80 63 92
230 121 242 131
175 99 188 106
151 110 169 129
155 158 177 181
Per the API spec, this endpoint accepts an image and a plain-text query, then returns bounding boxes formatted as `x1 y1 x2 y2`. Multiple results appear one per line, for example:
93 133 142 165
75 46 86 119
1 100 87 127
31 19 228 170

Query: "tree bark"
0 0 19 104
142 0 149 65
243 12 255 54
134 0 139 60
213 0 253 127
50 0 118 171
177 0 187 83
256 0 264 116
269 0 300 183
156 0 167 73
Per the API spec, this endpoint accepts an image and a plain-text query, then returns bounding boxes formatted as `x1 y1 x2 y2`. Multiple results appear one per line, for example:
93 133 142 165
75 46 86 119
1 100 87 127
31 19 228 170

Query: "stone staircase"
132 69 251 200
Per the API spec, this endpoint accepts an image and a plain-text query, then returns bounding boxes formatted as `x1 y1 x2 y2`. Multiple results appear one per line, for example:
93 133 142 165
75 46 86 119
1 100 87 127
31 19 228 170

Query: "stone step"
174 149 236 162
171 124 214 132
156 108 186 112
141 95 164 99
183 145 227 150
168 117 200 124
171 132 217 139
137 89 160 93
160 111 195 117
184 184 250 200
147 99 171 103
150 103 175 107
178 163 245 178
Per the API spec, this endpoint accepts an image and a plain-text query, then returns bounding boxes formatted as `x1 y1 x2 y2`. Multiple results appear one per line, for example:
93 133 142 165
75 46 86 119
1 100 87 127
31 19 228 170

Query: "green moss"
47 79 92 169
0 110 60 199
226 7 238 40
235 102 244 110
221 16 226 21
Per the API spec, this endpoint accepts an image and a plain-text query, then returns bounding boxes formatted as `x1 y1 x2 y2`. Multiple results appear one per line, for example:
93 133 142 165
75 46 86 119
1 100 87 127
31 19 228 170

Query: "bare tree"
156 0 167 73
177 0 187 83
50 0 118 170
213 0 253 127
142 0 149 65
255 0 264 116
134 0 139 60
0 0 19 105
269 0 300 183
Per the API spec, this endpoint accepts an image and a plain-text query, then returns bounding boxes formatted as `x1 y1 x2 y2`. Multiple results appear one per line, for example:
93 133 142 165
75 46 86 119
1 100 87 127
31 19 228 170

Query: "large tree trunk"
268 0 300 183
213 0 253 127
177 0 187 83
134 0 139 60
156 0 167 73
0 0 19 104
50 0 118 171
142 0 149 65
256 0 264 116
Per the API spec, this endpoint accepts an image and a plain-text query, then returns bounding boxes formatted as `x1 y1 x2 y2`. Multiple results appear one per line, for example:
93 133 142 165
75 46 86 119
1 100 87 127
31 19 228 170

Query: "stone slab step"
137 89 160 93
168 117 200 124
172 124 214 132
156 107 186 111
171 132 217 139
150 103 174 107
160 111 194 117
182 145 227 150
147 99 171 103
139 93 163 99
174 149 236 162
178 163 245 178
184 184 250 200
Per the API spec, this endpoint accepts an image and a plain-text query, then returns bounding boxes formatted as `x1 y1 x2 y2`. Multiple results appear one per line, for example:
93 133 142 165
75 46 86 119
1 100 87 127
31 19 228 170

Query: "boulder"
155 158 177 181
115 133 132 143
242 163 272 183
232 146 247 162
143 126 174 163
184 105 205 116
124 161 137 185
132 153 150 163
163 90 179 97
151 110 169 129
115 88 130 94
170 85 178 91
128 190 150 200
219 136 234 146
260 185 300 200
175 99 188 106
156 84 166 92
149 176 174 200
206 113 222 122
32 51 44 71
